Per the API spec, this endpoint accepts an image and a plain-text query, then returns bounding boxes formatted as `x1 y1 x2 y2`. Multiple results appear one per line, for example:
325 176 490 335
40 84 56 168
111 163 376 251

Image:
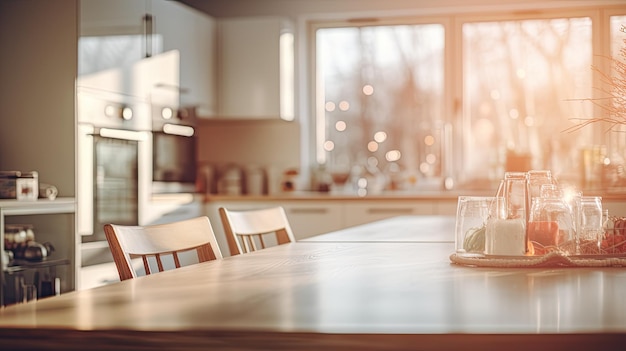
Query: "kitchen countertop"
203 189 626 202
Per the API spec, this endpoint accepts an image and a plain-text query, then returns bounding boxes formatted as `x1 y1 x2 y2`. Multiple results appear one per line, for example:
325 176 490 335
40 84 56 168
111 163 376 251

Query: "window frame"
305 3 626 189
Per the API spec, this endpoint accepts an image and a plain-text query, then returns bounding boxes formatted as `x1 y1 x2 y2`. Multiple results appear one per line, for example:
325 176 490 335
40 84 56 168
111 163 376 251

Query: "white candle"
485 218 526 256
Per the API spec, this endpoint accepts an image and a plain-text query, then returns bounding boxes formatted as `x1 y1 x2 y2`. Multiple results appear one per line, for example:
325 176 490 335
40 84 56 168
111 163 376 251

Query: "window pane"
609 16 626 176
316 24 445 192
462 18 592 188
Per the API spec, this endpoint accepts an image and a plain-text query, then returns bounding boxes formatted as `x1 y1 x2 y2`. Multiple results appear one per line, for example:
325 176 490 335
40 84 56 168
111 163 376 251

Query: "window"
316 23 445 193
313 6 626 192
609 15 626 163
462 17 592 186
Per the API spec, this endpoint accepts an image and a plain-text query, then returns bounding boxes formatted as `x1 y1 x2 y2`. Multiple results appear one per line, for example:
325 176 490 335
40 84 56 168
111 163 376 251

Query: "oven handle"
96 128 150 141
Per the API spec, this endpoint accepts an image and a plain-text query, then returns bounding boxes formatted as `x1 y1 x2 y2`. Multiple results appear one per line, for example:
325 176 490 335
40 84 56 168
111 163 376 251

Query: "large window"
313 7 626 192
316 23 445 193
462 17 592 186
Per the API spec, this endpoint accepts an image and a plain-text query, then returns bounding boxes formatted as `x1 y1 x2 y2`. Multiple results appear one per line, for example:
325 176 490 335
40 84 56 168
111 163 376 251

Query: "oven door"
77 125 151 265
152 129 197 193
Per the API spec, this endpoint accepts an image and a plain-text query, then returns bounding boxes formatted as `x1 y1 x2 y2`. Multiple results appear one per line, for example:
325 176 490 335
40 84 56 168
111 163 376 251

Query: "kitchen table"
1 216 625 350
303 215 456 243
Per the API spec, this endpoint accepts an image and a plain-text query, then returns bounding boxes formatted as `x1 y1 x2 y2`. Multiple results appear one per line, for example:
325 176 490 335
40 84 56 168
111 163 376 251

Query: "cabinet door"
152 0 216 113
344 201 435 228
282 202 344 240
217 16 294 119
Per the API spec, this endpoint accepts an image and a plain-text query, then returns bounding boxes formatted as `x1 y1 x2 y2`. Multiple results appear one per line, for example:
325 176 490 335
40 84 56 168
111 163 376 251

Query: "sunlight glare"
424 135 435 146
324 140 335 151
368 141 379 152
363 84 374 95
335 120 347 131
386 150 401 162
374 131 387 143
325 101 336 112
338 101 350 111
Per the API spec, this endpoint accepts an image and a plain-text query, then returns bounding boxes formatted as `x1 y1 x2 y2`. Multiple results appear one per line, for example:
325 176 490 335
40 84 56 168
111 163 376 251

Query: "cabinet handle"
367 208 414 214
288 208 328 214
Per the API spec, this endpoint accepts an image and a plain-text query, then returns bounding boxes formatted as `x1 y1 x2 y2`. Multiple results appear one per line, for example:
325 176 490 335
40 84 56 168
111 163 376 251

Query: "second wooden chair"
104 216 223 281
218 206 296 256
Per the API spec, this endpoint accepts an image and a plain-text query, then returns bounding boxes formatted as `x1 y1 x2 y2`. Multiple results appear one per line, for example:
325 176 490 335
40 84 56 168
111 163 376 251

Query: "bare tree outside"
315 13 625 193
462 17 593 188
317 24 445 193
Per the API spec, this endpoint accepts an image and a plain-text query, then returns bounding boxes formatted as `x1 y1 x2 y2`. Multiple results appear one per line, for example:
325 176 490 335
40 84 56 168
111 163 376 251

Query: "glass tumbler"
496 171 530 221
577 196 603 255
527 197 575 255
455 196 495 256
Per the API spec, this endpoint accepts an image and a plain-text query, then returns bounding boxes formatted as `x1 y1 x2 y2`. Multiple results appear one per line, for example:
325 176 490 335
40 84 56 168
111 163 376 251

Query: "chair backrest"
218 206 296 256
104 216 222 281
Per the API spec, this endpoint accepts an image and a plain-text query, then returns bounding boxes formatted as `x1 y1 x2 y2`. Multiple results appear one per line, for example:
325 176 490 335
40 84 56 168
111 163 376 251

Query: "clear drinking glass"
455 196 495 256
528 169 554 200
527 197 575 256
496 171 530 221
577 196 603 255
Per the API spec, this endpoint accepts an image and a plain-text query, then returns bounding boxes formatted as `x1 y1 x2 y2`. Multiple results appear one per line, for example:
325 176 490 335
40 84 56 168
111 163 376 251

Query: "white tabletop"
303 215 456 242
1 216 625 350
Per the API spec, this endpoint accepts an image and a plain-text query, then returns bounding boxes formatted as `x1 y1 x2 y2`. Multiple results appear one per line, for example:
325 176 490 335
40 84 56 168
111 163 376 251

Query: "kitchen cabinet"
343 201 435 228
79 0 216 112
151 0 216 113
1 199 76 306
217 16 294 120
282 202 344 239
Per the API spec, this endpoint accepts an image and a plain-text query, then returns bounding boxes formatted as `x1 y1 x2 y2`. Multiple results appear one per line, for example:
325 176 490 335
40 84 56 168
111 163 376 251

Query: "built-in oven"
151 105 197 194
77 88 152 267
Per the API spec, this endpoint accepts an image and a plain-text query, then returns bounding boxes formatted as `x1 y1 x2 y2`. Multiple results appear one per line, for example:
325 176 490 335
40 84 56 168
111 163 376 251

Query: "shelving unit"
0 198 76 306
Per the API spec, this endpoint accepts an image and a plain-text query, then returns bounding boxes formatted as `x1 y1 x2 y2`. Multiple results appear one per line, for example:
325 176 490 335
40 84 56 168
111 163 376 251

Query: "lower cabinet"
343 201 434 228
282 202 344 239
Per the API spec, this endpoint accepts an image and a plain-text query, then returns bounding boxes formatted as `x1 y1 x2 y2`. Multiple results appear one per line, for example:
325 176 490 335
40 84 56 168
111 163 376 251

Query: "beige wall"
0 0 77 197
196 118 300 189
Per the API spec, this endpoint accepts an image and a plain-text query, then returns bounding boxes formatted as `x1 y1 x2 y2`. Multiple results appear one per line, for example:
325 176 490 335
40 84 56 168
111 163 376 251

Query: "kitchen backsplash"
195 118 301 194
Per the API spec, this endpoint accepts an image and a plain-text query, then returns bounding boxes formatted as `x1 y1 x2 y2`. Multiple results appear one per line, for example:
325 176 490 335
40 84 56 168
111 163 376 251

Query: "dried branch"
565 25 626 133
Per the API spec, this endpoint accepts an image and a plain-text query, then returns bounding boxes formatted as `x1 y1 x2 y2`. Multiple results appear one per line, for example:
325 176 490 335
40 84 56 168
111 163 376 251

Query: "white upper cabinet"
217 16 294 120
151 0 216 114
79 0 215 113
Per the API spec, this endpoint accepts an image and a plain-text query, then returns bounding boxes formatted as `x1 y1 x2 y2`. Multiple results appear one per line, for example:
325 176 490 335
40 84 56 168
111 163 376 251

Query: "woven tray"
450 252 626 268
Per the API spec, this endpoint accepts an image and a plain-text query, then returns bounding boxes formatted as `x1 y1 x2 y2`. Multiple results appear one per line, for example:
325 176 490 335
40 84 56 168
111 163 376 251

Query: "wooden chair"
104 216 222 281
218 206 296 256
